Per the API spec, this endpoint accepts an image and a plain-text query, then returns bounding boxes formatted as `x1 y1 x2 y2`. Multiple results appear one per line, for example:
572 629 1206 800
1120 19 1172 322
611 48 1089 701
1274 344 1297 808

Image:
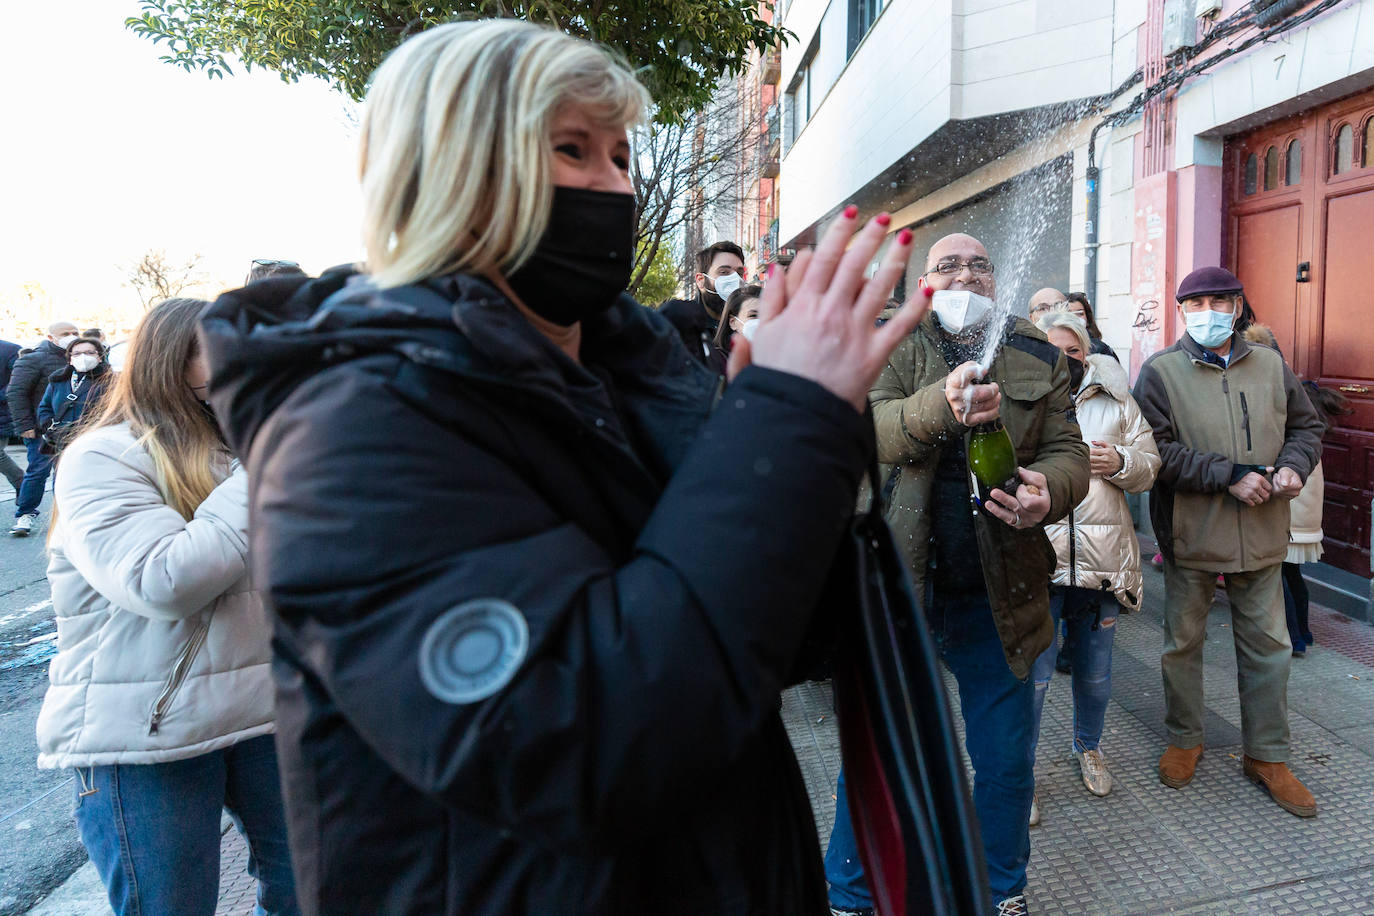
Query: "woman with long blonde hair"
201 18 928 915
36 297 297 916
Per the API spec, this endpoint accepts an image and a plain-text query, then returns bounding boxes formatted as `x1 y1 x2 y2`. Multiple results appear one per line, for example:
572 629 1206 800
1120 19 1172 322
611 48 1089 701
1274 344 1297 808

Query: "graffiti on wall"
1128 172 1174 381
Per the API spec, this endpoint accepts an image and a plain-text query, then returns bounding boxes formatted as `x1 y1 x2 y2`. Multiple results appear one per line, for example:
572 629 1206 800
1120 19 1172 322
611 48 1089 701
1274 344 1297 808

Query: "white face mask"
712 273 743 302
56 334 79 350
71 354 101 373
740 318 760 341
930 289 995 334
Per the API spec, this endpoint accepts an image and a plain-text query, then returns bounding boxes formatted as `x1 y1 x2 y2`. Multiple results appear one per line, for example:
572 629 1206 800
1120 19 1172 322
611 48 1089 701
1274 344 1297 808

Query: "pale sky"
0 0 363 333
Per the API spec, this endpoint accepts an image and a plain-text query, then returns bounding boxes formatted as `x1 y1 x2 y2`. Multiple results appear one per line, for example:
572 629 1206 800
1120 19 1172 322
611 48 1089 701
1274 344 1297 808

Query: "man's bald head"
922 233 995 298
47 321 77 339
925 233 988 270
1028 287 1067 320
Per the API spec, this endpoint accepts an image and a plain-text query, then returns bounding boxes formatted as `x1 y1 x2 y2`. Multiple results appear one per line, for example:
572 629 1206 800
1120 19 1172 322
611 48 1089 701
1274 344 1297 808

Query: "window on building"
1334 123 1354 174
848 0 884 58
1365 119 1374 167
1285 139 1301 186
784 45 818 149
1243 153 1258 195
1263 146 1279 190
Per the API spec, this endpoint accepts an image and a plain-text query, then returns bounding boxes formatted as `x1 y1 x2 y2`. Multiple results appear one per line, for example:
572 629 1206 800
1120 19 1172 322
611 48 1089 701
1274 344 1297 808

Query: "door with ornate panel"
1312 94 1374 577
1227 89 1374 578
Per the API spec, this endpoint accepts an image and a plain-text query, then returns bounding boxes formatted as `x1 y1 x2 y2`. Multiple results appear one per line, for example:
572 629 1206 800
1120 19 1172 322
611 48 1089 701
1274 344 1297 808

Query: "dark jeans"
825 590 1035 905
73 735 299 916
1030 587 1116 755
1282 562 1313 652
15 435 52 517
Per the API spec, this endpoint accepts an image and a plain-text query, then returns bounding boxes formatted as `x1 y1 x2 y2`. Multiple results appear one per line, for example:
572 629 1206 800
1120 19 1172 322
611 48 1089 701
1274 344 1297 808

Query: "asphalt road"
0 447 86 916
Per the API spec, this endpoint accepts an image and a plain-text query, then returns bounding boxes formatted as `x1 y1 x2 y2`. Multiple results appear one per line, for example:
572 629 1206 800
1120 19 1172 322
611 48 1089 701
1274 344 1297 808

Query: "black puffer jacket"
6 340 68 435
202 269 872 916
0 339 21 435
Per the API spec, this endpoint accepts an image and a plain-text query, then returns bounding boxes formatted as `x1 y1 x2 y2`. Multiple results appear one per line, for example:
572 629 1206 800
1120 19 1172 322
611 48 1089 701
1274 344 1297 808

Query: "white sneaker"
1028 790 1040 827
10 513 36 537
1076 747 1113 797
996 894 1029 915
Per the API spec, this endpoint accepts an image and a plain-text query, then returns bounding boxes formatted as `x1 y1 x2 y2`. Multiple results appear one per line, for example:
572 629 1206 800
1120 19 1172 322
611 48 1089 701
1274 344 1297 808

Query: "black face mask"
1066 355 1086 392
506 187 636 327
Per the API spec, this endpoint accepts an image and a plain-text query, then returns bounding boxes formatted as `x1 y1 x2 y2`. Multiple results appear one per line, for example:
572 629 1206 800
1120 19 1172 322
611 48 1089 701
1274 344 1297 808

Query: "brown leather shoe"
1243 756 1317 818
1158 744 1204 788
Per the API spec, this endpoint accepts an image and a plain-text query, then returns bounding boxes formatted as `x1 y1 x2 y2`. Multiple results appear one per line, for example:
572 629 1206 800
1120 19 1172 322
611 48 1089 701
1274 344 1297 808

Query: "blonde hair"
359 19 650 289
1035 308 1093 357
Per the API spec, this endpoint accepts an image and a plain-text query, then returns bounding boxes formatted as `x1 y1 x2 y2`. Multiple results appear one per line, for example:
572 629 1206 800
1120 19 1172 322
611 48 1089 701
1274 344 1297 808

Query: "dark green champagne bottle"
967 419 1019 509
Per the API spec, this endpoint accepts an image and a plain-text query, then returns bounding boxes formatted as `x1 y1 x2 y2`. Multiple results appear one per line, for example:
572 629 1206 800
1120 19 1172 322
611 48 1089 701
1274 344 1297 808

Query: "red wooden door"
1311 95 1374 576
1227 90 1374 578
1234 204 1302 357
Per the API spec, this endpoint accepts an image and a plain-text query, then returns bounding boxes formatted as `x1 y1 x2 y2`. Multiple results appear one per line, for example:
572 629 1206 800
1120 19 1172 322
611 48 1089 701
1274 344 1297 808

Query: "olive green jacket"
870 314 1090 678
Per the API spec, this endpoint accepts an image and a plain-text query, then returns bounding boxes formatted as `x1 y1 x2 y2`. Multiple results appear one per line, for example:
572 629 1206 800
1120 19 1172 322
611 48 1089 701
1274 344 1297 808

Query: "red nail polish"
766 263 776 278
876 213 891 227
923 286 934 298
843 204 858 219
897 228 912 245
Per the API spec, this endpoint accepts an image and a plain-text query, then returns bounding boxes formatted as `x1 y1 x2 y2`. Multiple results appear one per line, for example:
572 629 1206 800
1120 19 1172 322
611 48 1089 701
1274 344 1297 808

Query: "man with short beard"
658 241 746 364
825 234 1088 916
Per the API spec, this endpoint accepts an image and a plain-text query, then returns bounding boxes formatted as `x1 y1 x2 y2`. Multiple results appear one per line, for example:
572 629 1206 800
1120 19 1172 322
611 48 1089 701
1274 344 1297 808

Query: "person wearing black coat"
200 20 928 916
8 323 78 534
0 337 24 494
657 241 747 365
37 337 113 454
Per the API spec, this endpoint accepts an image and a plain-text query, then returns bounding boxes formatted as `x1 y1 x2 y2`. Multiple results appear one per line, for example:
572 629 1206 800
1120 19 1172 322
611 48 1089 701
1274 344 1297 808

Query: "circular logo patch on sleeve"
418 599 530 705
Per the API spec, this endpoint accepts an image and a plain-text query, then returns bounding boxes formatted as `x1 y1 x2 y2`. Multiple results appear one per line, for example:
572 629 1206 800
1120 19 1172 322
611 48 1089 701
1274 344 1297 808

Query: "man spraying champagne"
824 234 1088 916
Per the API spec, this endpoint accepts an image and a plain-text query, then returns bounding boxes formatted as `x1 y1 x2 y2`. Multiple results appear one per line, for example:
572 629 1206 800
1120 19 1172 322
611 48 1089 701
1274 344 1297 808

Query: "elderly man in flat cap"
1132 266 1325 817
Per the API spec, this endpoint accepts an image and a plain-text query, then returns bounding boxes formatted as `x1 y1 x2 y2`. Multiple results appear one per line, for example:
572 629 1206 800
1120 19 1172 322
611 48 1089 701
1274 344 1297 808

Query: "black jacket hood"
201 267 716 464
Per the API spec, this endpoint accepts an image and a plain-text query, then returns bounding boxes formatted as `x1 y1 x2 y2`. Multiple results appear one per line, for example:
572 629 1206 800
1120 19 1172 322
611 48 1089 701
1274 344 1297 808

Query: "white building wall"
1172 0 1374 167
778 0 1116 243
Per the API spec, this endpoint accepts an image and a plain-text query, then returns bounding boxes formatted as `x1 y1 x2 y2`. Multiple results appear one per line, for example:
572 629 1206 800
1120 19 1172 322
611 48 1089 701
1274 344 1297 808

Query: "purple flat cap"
1177 266 1243 302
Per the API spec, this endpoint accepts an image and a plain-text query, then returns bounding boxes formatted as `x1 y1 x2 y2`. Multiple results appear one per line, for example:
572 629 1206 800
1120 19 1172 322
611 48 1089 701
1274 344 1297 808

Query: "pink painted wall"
1173 164 1225 276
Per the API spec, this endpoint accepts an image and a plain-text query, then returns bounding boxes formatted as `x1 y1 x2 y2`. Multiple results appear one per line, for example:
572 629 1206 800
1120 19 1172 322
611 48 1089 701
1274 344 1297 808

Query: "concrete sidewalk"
27 535 1374 914
782 539 1374 915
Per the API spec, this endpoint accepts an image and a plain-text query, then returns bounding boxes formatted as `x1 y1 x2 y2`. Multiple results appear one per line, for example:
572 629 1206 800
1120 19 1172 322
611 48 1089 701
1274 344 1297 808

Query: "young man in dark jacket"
1133 266 1325 817
657 241 746 365
6 322 77 535
0 337 23 496
826 234 1089 916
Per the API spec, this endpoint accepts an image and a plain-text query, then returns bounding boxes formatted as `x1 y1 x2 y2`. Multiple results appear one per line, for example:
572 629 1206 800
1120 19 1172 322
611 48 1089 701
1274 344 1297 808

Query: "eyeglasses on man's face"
926 257 995 277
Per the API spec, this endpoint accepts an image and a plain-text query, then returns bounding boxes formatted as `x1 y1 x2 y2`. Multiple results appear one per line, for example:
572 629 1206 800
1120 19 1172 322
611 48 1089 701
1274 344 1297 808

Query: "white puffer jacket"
1045 355 1161 610
36 423 274 769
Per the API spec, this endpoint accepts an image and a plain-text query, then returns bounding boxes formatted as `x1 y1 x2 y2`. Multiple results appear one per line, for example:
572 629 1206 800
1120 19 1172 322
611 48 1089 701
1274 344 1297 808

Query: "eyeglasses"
926 257 994 277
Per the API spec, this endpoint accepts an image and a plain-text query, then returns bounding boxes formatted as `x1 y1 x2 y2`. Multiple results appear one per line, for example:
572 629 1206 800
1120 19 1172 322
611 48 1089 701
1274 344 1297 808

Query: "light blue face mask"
1184 306 1236 349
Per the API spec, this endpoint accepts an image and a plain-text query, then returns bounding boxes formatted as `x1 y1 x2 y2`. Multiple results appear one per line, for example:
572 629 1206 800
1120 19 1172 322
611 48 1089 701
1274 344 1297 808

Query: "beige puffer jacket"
36 423 274 769
1286 460 1325 563
1046 355 1161 610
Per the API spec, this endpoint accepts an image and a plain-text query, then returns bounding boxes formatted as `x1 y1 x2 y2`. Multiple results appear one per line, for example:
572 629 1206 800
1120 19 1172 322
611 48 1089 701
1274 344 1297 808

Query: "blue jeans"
1282 562 1313 653
1030 587 1116 755
825 591 1036 905
73 735 298 916
15 435 53 517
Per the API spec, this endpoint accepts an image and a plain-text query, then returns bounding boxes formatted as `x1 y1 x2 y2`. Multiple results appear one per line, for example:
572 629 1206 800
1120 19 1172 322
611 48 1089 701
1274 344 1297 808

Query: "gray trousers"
1161 561 1291 762
0 444 22 493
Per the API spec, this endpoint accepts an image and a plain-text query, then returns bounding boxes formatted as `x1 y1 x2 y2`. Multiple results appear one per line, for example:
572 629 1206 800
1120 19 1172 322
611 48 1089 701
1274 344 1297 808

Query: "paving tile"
782 587 1374 914
216 825 256 916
